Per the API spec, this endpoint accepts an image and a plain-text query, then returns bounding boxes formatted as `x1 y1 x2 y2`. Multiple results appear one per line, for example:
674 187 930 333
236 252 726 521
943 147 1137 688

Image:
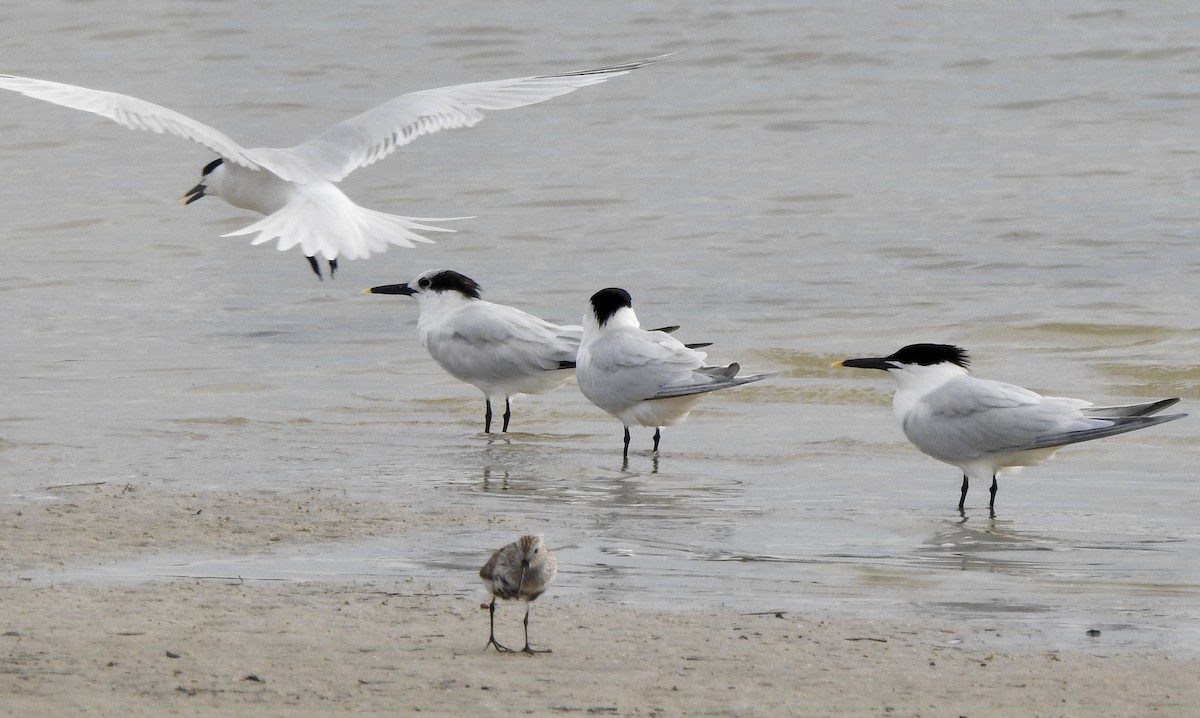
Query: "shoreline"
2 484 1197 717
3 579 1198 717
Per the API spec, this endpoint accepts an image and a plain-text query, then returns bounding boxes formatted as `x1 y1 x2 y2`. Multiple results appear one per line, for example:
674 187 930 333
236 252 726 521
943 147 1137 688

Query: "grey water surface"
1 0 1198 655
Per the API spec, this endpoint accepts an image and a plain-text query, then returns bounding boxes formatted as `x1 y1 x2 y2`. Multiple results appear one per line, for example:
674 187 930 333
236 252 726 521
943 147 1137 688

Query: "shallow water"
2 1 1198 655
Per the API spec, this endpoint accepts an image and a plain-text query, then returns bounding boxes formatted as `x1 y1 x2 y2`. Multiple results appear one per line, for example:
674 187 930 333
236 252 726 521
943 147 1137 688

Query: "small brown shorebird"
479 534 557 654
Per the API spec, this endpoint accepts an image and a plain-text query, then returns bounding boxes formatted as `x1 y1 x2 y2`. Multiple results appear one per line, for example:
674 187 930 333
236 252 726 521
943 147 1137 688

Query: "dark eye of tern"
418 277 431 288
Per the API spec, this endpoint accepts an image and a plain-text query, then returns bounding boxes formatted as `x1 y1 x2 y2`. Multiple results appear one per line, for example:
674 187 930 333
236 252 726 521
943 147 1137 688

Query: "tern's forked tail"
223 184 469 261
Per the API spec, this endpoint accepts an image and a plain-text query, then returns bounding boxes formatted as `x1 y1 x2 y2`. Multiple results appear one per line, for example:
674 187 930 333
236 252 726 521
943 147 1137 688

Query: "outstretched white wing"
2 56 671 261
2 55 669 184
275 55 672 182
0 74 261 170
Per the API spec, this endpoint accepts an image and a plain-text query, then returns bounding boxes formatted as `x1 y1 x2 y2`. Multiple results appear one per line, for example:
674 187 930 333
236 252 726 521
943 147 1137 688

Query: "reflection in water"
480 466 511 493
620 452 661 476
918 517 1058 574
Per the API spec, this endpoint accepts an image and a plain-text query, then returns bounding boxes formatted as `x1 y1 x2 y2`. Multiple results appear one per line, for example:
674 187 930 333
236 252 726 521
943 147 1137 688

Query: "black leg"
959 474 969 510
988 476 998 513
484 598 514 653
502 398 511 433
306 255 323 279
623 427 631 458
521 603 551 654
652 428 661 452
328 258 338 278
485 400 494 434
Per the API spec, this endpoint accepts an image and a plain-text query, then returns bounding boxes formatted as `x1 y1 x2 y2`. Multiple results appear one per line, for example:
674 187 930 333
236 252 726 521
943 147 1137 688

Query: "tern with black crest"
0 56 667 278
366 270 581 434
577 287 769 458
837 343 1186 512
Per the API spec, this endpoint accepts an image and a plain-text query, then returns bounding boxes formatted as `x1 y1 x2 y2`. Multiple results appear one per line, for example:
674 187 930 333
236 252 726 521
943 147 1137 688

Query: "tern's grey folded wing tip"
1000 412 1187 453
696 362 740 380
1086 397 1181 418
649 371 771 400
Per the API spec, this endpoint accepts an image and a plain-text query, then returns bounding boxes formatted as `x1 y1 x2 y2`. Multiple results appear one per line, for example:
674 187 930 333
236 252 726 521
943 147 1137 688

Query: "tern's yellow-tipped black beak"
364 283 417 296
181 183 206 206
835 357 893 371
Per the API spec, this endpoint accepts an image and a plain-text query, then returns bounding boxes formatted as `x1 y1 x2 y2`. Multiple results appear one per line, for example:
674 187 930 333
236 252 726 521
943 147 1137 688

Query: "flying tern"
577 287 769 459
366 270 582 434
837 343 1186 512
479 534 557 654
0 56 666 278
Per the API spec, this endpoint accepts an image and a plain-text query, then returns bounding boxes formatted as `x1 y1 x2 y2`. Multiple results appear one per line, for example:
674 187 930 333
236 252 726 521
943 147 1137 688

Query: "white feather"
0 55 669 264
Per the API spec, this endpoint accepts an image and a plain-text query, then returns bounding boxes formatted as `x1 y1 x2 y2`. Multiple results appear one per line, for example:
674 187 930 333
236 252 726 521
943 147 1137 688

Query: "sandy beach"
2 484 1196 718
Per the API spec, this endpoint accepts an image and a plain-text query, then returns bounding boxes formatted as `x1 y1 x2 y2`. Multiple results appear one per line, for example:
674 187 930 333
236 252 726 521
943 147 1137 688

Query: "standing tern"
577 287 769 459
0 56 666 278
836 343 1186 512
479 534 557 654
366 270 582 434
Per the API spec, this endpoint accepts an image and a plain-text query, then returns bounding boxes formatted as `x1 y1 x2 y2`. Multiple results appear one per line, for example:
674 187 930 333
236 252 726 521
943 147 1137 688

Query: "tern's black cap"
885 344 970 369
418 270 482 298
838 343 970 371
589 287 632 327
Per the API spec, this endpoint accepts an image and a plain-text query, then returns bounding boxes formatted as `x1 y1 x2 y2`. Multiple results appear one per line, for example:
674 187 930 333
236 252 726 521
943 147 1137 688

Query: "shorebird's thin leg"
484 598 514 653
622 427 631 458
328 258 337 278
521 604 551 654
485 400 494 434
652 428 661 452
958 474 969 510
988 476 998 515
502 399 512 433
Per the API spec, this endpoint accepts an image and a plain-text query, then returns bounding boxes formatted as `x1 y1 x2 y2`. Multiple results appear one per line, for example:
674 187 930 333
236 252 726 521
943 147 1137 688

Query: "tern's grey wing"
904 377 1077 462
425 303 580 385
1085 398 1180 418
997 412 1186 453
580 329 706 408
651 368 769 399
646 326 711 349
0 74 261 170
280 55 669 182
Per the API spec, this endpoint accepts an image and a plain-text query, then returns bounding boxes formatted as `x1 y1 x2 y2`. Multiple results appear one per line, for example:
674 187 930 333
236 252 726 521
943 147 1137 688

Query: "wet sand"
2 485 1197 717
